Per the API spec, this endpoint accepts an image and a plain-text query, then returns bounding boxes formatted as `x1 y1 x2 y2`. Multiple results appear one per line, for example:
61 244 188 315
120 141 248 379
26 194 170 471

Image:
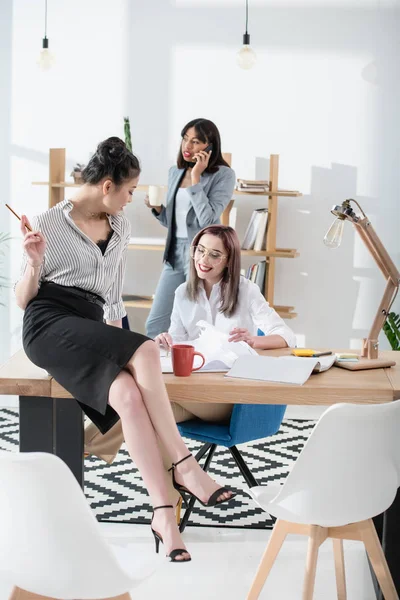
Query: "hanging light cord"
44 0 48 38
245 0 249 34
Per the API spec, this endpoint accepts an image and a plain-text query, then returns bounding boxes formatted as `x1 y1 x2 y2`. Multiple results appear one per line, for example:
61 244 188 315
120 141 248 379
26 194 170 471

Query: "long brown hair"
177 118 230 174
187 225 241 317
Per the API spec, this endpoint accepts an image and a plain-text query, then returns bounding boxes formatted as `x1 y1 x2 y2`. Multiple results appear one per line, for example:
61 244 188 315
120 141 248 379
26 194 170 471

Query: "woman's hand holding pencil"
4 204 46 266
19 215 46 267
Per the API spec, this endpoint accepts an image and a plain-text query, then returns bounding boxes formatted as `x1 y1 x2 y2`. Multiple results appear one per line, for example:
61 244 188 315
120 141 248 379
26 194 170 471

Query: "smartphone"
189 143 213 165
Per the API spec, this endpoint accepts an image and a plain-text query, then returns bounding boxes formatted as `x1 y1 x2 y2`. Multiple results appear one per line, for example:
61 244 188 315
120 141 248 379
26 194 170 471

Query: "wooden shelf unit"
33 149 300 320
222 153 300 320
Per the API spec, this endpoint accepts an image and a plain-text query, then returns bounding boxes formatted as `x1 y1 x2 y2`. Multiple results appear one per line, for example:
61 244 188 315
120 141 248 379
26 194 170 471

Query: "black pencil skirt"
22 282 150 434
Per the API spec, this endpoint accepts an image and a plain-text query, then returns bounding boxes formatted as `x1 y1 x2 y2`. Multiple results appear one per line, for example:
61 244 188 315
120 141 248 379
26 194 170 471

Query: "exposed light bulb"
37 37 55 71
323 217 345 249
237 0 256 71
237 44 257 70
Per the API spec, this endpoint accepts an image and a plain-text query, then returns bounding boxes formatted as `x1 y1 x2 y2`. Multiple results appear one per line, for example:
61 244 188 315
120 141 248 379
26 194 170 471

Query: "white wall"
0 0 13 366
0 0 399 363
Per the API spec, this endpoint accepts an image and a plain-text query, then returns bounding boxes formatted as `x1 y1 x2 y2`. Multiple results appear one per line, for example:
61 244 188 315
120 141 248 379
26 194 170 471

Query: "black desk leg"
19 396 84 488
371 489 400 599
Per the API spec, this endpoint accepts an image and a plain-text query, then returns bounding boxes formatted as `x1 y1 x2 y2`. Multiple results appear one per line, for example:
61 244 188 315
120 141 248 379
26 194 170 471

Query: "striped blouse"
18 199 131 321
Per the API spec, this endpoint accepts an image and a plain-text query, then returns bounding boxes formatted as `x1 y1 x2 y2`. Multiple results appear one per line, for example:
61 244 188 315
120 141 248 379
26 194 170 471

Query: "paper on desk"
160 320 257 373
282 354 336 373
226 355 322 385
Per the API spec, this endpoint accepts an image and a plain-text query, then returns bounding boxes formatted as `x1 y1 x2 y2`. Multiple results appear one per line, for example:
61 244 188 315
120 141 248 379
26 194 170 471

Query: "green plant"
124 117 132 152
0 233 11 307
383 311 400 351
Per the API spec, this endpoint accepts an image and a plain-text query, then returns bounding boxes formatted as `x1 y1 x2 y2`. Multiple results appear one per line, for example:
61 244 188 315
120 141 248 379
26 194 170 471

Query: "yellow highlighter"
292 349 333 358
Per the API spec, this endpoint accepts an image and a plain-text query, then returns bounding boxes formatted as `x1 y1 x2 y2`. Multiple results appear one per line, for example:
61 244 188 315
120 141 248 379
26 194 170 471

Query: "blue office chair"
177 330 287 532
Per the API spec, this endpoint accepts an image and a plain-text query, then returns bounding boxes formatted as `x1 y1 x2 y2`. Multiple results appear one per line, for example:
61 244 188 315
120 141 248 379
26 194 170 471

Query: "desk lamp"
324 198 399 368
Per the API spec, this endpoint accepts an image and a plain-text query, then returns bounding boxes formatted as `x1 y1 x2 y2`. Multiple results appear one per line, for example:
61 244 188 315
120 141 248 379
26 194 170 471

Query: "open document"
160 321 257 373
226 354 336 385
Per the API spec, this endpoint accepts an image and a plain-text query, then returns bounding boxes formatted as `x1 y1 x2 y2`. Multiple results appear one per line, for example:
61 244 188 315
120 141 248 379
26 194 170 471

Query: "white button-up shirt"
169 276 296 347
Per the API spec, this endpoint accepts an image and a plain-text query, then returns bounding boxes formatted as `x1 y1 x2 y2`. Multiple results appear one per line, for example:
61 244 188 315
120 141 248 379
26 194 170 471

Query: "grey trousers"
146 238 190 339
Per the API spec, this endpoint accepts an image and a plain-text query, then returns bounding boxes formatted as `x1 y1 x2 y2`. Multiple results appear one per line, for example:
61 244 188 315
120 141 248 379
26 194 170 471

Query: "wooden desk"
1 348 399 483
50 347 400 404
1 348 399 600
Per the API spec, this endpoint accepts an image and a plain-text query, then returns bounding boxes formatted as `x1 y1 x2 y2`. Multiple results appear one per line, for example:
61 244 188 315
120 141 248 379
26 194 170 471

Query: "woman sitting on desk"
144 117 236 339
15 140 235 564
85 225 296 505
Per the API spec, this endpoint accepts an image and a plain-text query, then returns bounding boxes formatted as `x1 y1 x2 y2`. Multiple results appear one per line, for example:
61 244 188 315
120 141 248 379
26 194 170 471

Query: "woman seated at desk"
85 225 296 504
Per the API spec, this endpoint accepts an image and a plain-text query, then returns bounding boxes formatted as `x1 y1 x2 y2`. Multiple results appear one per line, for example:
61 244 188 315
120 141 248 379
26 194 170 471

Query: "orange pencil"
5 203 32 232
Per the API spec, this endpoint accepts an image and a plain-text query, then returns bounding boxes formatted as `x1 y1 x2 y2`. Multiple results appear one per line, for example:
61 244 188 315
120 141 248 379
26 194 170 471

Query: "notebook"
226 354 335 385
160 321 257 373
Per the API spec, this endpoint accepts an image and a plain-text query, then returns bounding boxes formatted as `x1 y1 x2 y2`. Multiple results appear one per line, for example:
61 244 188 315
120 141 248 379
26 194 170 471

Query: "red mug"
171 344 205 377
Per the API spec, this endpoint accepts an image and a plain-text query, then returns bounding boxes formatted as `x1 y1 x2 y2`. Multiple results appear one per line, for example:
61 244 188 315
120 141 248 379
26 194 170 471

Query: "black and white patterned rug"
0 408 315 529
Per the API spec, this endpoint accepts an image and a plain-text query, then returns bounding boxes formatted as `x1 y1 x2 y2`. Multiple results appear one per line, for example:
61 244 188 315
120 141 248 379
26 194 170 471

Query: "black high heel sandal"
151 505 191 563
168 454 236 508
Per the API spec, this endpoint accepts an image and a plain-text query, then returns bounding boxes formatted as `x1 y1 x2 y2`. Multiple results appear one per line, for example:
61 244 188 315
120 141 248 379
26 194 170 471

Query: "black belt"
44 282 105 308
69 286 105 308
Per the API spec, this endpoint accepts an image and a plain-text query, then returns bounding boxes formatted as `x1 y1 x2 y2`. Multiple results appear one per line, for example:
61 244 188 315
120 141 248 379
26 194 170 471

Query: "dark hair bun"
96 137 127 166
81 136 141 186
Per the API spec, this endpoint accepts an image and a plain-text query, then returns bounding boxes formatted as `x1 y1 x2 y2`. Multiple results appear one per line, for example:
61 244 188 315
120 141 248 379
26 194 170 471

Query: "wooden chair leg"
246 519 289 600
176 496 182 525
332 539 347 600
360 519 399 600
8 588 131 600
98 594 132 600
302 525 328 600
8 589 58 600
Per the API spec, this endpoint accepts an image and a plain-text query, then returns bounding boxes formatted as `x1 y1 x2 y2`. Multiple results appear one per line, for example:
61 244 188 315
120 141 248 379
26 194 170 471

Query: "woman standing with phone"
144 118 235 338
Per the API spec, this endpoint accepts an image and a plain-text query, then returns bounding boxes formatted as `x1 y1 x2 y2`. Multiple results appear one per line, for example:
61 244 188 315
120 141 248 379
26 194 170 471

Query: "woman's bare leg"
108 369 190 561
157 401 233 506
125 341 233 504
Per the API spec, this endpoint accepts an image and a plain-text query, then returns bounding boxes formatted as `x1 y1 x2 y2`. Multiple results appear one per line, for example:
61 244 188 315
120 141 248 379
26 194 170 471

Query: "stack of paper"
226 354 335 385
236 179 270 193
160 321 257 373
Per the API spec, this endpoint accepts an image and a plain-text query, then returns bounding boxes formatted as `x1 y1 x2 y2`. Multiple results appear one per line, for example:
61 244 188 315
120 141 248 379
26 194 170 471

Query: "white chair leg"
246 519 289 600
302 525 327 600
332 539 347 600
360 519 399 600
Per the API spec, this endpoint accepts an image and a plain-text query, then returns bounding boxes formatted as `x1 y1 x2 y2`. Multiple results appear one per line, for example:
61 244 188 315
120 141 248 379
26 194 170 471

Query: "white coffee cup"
148 185 166 207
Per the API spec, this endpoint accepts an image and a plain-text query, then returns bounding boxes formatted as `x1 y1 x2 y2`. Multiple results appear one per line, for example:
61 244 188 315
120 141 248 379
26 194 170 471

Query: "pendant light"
237 0 256 70
37 0 55 71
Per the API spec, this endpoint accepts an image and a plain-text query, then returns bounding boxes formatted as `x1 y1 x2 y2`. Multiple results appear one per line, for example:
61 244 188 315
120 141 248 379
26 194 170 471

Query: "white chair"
245 401 400 600
0 451 150 600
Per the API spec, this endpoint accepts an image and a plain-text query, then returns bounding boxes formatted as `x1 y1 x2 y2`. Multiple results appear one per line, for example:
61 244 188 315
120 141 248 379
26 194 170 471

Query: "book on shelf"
245 260 267 294
228 206 237 230
238 179 270 185
236 179 270 193
253 210 269 251
241 208 268 250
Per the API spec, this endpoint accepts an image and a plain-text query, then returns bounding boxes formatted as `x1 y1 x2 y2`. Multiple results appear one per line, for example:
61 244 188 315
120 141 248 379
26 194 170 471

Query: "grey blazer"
152 165 236 266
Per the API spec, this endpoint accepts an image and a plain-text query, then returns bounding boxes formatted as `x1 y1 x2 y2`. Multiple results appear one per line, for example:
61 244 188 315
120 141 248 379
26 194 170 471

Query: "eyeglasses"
190 245 227 266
